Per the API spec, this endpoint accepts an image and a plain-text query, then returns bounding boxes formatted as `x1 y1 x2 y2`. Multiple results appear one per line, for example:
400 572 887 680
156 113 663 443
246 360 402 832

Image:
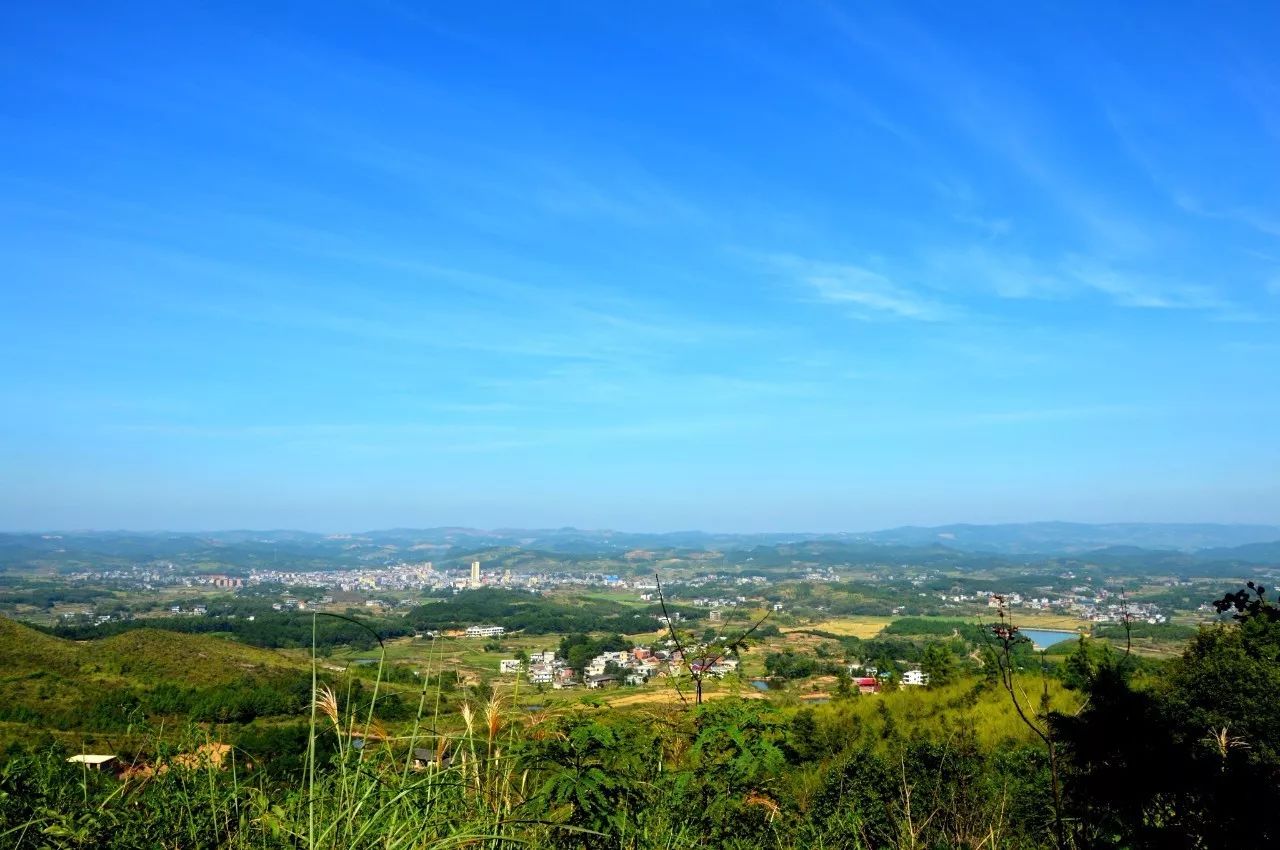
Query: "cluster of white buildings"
60 611 116 625
1081 601 1166 624
684 595 756 609
242 561 671 597
665 573 770 591
269 595 334 611
679 653 740 680
983 591 1167 624
249 562 442 594
498 650 576 687
585 648 662 687
494 644 742 689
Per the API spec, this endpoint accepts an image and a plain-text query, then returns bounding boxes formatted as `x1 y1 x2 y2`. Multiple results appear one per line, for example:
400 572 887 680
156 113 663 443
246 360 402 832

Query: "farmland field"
787 615 893 638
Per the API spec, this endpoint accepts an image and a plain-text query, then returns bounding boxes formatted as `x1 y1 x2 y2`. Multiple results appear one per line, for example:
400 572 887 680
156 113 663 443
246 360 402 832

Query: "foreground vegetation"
1 583 1276 849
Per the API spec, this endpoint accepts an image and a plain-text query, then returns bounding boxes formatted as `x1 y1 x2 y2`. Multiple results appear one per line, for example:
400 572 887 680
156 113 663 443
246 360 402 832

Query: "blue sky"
2 2 1278 531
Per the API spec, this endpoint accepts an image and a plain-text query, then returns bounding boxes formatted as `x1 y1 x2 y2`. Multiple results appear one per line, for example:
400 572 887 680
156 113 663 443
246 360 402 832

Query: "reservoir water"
1020 628 1079 649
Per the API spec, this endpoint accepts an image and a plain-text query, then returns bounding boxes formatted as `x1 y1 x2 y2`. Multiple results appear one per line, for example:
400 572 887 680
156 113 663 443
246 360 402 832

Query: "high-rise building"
470 560 481 587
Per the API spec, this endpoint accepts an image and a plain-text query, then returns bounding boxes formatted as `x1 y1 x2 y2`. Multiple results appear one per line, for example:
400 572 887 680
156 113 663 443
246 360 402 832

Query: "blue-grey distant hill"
852 522 1280 554
2 523 1278 573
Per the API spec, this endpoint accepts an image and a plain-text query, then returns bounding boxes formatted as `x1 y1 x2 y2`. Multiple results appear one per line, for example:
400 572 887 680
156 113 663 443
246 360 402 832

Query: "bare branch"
982 597 1066 850
653 572 691 706
654 571 773 705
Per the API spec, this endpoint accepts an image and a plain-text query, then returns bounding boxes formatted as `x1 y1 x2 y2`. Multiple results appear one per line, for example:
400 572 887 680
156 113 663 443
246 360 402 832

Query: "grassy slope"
0 616 303 684
89 628 301 684
0 616 319 749
0 615 81 674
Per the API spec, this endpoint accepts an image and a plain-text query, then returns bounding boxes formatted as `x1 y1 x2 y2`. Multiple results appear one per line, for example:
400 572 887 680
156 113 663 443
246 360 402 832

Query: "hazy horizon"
6 519 1280 538
3 4 1278 530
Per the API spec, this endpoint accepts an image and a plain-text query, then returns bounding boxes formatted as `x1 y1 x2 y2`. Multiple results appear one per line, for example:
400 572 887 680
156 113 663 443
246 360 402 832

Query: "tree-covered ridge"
405 588 685 635
43 606 416 650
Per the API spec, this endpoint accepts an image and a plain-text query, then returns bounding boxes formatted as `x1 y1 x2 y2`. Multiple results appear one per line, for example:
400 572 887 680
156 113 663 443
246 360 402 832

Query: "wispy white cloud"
1105 104 1280 243
763 241 1255 323
927 247 1070 301
822 7 1161 255
1174 193 1280 239
53 231 759 368
1061 259 1247 317
765 254 955 321
927 246 1251 318
929 179 1015 237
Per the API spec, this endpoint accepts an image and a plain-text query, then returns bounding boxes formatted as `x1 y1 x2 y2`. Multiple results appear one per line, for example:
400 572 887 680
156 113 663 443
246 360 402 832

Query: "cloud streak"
776 247 1252 321
766 254 955 321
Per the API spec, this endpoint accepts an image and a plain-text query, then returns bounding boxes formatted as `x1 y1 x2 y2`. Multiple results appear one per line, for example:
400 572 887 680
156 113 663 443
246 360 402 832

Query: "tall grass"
4 613 570 849
283 613 553 849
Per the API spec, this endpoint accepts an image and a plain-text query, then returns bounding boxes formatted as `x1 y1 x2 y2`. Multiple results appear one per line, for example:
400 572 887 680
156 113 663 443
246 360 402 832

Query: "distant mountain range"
848 522 1280 554
3 522 1279 567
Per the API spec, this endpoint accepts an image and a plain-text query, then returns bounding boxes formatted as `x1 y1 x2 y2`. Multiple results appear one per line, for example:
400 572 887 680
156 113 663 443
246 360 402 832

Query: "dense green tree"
1054 584 1280 849
921 641 956 688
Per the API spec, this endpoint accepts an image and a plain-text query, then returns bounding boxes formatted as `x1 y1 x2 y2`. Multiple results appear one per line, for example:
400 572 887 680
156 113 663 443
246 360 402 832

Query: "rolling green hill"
87 627 303 683
0 616 318 746
0 617 302 684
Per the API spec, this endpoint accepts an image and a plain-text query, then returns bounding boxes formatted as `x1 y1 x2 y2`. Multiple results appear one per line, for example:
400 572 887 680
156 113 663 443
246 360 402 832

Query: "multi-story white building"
901 669 929 687
465 624 505 638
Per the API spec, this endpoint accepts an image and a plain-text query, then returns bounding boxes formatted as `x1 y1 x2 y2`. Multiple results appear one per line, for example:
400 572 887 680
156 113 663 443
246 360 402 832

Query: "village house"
711 658 739 676
855 676 881 694
901 669 929 687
